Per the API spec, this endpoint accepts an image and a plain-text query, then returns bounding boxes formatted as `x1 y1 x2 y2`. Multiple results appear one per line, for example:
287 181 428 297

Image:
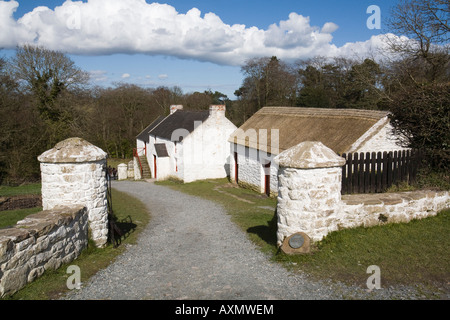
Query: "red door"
264 161 271 196
234 152 239 183
153 155 157 179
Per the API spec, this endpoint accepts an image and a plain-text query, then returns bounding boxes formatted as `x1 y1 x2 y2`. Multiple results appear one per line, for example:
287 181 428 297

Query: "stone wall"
275 141 450 250
275 141 345 246
340 191 450 229
0 206 88 297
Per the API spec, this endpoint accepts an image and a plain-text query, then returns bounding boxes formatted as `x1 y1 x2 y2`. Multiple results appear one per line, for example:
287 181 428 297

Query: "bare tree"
385 0 449 82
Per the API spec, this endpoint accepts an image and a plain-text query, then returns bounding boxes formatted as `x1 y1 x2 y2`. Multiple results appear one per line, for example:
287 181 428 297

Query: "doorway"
234 152 239 183
264 161 271 197
153 155 157 179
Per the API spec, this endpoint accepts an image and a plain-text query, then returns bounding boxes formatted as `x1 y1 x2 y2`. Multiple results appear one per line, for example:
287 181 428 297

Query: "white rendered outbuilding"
136 105 237 183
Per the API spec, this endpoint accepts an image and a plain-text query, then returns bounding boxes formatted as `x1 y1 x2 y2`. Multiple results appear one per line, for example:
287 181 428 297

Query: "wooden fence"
340 149 422 195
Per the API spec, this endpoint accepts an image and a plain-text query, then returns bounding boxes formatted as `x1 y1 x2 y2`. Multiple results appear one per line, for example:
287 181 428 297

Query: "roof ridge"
260 106 389 120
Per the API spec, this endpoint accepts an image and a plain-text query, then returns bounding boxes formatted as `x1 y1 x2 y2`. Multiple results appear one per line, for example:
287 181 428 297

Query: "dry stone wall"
0 206 88 297
340 190 450 229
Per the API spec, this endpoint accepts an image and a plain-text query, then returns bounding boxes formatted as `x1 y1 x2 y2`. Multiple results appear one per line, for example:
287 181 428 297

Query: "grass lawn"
157 178 450 298
107 158 133 169
0 207 43 229
1 188 150 300
0 183 41 197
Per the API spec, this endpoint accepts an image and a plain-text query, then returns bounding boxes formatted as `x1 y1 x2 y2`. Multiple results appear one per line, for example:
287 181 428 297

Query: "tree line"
0 0 448 185
232 0 449 181
0 46 231 184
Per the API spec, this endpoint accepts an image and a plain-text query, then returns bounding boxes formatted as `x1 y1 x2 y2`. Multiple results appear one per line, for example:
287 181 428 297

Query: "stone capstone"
274 141 346 169
38 137 109 247
38 137 107 163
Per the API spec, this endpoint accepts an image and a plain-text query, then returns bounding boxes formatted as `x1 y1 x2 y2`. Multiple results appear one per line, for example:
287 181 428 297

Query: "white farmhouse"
136 105 237 183
228 106 408 196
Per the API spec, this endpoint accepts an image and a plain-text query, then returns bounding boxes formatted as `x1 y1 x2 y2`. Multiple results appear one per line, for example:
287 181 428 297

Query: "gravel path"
64 180 432 300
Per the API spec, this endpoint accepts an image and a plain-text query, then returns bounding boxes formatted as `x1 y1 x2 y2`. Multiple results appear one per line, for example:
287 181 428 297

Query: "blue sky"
1 0 398 98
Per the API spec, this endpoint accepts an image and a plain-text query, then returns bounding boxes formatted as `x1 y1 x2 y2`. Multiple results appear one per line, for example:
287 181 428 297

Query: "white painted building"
136 105 237 183
228 107 408 196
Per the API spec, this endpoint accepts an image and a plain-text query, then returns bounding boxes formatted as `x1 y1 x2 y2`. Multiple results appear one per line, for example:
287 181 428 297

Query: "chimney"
170 105 183 114
209 105 226 119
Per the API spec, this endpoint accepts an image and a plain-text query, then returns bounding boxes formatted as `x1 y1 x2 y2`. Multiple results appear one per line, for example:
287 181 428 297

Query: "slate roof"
229 107 390 155
147 110 210 141
137 110 210 143
136 116 166 144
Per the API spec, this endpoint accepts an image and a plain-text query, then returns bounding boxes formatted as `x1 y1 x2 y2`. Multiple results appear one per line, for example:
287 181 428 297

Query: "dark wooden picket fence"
340 149 422 195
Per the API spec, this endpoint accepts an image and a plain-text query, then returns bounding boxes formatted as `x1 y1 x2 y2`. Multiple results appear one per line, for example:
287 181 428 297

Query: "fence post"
358 152 364 193
347 153 353 194
352 152 359 194
370 152 376 193
341 153 347 195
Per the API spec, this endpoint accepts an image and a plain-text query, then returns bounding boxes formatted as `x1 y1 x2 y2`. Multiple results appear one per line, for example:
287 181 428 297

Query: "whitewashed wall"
181 114 236 183
142 105 237 183
348 118 408 153
275 142 346 245
230 144 278 195
38 138 108 247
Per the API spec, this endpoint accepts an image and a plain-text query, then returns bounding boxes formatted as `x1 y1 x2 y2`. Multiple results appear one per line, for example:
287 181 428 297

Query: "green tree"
386 83 449 170
0 55 45 184
296 57 383 109
235 56 298 124
8 45 90 148
9 44 89 122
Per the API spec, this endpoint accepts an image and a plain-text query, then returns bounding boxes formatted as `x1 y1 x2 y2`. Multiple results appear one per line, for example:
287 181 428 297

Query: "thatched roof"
229 107 390 155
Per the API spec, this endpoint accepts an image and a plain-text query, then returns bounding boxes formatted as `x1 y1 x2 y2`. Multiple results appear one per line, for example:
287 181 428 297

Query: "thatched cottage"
136 105 237 183
228 106 407 196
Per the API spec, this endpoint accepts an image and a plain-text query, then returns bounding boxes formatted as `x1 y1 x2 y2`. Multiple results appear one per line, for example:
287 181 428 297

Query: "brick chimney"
209 105 226 119
170 105 183 114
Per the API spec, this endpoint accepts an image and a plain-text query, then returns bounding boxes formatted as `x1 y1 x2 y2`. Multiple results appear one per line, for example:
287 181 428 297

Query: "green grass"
107 158 133 169
2 188 151 300
278 210 449 289
157 178 450 298
0 207 43 229
0 183 41 197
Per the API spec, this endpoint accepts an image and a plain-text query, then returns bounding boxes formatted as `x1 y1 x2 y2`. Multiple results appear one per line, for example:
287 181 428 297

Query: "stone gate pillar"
38 137 109 247
274 141 346 249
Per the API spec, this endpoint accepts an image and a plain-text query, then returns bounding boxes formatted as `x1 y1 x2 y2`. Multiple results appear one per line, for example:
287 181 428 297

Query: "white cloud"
321 22 339 34
89 70 108 82
0 0 395 65
158 74 168 80
121 73 131 79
